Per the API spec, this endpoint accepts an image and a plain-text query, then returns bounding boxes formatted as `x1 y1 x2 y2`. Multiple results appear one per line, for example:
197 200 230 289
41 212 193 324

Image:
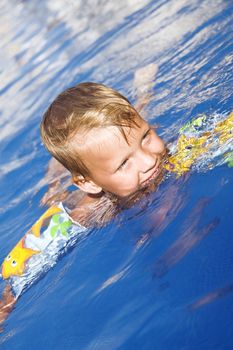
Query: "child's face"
75 117 166 197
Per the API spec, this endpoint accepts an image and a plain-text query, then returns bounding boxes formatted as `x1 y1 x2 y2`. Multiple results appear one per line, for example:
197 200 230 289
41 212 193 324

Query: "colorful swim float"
165 112 233 176
1 203 87 297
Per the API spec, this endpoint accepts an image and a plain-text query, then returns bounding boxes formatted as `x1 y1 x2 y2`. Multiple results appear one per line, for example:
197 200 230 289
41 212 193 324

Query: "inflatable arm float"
1 203 86 297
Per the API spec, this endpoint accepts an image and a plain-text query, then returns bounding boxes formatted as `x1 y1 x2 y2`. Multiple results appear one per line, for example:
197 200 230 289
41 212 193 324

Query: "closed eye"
142 128 151 141
117 158 128 171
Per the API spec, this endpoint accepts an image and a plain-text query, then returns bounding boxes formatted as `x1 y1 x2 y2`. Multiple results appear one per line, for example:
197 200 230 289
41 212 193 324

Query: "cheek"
112 171 139 191
105 171 140 196
123 172 140 193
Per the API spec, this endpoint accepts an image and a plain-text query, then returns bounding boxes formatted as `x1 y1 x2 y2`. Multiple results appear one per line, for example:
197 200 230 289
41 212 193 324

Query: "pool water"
0 0 233 349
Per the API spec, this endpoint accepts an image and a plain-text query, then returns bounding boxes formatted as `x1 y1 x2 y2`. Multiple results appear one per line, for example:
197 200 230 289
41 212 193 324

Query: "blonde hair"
40 82 140 177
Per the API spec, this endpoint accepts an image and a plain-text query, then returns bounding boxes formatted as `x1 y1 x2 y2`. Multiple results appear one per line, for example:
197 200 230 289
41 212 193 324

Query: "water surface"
0 0 233 349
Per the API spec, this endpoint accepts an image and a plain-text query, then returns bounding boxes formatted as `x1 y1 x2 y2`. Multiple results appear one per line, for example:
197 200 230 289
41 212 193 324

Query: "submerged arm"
0 284 16 331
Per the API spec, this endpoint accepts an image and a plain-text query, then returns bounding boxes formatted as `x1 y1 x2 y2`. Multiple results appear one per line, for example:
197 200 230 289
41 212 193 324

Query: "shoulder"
70 193 118 228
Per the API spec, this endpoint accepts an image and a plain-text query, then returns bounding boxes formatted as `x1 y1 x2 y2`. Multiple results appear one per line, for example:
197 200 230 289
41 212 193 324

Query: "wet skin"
73 116 166 198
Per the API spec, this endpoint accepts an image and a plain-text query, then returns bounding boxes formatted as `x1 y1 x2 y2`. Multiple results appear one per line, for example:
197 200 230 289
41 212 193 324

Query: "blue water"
0 0 233 349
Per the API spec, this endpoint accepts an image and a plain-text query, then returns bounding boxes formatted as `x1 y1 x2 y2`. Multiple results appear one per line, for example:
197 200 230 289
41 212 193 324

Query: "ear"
73 175 103 194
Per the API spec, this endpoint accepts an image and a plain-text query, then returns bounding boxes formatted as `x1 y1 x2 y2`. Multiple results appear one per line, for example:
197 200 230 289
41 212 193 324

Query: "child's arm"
0 285 16 330
0 202 89 330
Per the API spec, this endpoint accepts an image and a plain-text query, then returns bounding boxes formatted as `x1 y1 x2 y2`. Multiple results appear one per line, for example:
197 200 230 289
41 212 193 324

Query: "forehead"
71 117 147 172
71 115 147 151
86 127 126 160
82 126 130 160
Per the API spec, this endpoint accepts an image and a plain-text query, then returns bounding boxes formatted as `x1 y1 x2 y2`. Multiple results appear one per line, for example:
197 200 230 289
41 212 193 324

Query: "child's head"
41 82 165 197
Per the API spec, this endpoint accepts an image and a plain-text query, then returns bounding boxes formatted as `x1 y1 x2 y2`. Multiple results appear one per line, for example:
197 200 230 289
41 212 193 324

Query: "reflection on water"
1 0 232 144
190 282 233 310
0 0 233 349
154 198 219 277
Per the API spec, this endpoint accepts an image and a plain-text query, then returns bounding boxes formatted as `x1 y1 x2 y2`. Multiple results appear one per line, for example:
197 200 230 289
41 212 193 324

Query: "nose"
136 149 156 174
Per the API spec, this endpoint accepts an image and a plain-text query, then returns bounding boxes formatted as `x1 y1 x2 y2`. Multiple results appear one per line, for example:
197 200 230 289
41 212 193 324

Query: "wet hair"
41 82 140 177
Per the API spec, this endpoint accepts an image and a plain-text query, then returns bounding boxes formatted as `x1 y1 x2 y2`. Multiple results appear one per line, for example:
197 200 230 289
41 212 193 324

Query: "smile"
141 165 161 186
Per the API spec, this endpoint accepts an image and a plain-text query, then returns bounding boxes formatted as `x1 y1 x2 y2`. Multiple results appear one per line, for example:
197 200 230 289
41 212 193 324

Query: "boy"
0 69 168 326
40 81 167 224
1 73 232 327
